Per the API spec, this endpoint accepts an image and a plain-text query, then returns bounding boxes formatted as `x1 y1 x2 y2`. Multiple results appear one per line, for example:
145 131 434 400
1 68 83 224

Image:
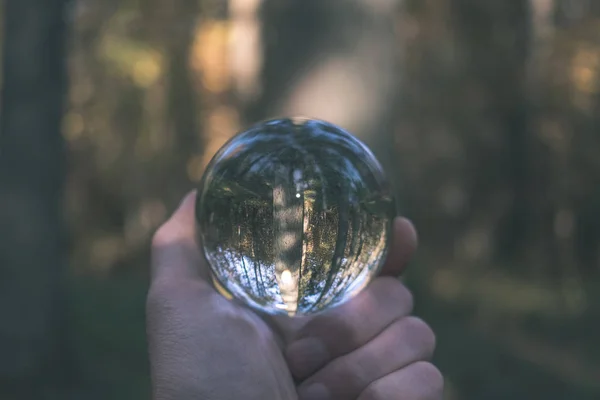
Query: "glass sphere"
195 117 395 316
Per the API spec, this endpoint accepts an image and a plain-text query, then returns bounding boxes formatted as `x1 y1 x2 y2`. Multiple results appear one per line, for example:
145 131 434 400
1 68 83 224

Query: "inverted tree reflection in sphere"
195 117 395 316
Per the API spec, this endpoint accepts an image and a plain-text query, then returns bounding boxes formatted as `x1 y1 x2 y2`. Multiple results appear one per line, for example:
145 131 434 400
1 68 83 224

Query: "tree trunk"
450 0 533 263
0 0 72 397
246 0 402 190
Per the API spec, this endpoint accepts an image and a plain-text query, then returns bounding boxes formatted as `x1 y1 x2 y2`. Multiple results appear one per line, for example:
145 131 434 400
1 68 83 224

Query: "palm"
212 294 299 399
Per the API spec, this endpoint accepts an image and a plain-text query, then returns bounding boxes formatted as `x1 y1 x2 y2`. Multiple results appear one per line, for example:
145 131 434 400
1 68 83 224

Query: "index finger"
267 216 418 341
285 277 414 381
378 217 418 277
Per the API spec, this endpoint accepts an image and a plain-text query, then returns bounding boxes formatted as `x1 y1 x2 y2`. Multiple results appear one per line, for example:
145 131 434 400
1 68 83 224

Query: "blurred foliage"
2 0 600 398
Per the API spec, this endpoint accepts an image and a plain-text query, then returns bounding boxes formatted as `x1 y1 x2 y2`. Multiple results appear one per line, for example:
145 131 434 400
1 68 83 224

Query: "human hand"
146 191 443 400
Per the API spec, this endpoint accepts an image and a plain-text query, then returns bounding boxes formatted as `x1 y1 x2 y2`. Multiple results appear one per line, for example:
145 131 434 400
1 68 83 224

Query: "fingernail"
286 338 329 379
298 383 329 400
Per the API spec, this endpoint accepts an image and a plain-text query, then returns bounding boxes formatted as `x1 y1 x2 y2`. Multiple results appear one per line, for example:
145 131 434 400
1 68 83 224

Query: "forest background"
1 0 600 399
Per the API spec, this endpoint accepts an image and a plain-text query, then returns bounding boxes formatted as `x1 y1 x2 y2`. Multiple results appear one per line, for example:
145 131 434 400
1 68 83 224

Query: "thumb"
151 190 213 284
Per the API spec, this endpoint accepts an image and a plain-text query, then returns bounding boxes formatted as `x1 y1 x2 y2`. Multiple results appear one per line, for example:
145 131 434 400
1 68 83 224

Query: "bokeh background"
1 0 600 399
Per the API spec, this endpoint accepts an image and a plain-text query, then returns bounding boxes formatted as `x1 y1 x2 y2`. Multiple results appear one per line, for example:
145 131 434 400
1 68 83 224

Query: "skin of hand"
147 191 443 400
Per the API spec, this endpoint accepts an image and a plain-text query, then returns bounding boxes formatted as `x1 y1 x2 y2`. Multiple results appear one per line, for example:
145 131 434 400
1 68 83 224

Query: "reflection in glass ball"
195 117 395 316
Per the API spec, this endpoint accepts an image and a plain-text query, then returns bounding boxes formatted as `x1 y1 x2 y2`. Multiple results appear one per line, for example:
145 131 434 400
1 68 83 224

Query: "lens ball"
196 117 395 316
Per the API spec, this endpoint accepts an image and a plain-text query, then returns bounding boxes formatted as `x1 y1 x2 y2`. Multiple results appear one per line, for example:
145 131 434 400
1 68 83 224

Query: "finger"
297 316 436 400
285 277 413 381
357 361 444 400
379 217 418 277
268 217 418 343
151 190 210 283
